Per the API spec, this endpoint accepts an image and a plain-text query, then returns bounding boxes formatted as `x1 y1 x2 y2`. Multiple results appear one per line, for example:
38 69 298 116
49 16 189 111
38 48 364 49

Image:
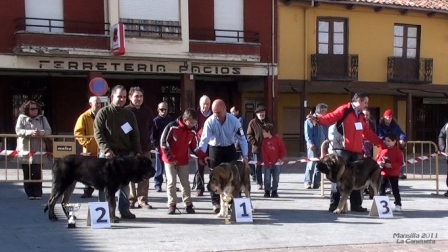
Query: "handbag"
42 137 53 152
39 116 53 152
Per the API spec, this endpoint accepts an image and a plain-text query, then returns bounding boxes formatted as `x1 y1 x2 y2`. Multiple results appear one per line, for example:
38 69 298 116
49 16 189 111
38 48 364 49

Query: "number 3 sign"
87 202 111 228
369 196 394 218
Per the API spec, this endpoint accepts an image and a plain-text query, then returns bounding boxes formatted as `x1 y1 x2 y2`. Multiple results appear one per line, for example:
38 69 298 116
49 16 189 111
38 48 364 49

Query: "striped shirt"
196 113 248 156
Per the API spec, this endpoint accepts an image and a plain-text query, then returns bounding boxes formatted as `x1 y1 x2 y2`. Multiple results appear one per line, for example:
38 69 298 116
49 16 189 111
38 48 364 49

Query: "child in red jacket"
160 108 200 214
261 123 287 198
376 133 403 212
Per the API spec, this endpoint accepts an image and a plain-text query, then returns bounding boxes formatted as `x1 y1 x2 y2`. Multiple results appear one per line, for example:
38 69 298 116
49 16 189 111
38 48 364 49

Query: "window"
119 0 180 38
394 24 420 59
25 0 64 33
317 19 346 55
214 0 244 43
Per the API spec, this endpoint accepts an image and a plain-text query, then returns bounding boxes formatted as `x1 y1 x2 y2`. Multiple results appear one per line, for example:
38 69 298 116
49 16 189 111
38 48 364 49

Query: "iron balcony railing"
310 54 359 81
387 57 433 84
15 17 110 35
121 21 181 38
190 29 259 43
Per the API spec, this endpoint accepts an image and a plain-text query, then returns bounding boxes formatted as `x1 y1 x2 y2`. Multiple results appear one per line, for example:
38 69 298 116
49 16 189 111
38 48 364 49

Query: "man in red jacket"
309 93 383 212
160 108 201 214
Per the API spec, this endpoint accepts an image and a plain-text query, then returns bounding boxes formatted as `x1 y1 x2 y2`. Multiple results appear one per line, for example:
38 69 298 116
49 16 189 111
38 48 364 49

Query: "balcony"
311 54 358 81
387 57 433 84
189 29 260 58
120 19 181 39
14 18 110 53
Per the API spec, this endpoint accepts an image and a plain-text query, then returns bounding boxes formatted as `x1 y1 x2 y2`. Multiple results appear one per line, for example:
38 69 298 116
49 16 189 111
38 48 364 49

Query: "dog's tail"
44 204 48 213
320 140 329 158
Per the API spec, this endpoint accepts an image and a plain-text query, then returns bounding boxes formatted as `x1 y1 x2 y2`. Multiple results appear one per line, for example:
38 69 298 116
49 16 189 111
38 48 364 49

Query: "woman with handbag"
15 100 52 200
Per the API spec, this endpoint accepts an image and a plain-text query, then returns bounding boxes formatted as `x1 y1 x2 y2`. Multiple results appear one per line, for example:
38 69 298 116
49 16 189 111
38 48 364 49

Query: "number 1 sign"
232 198 253 223
87 202 111 228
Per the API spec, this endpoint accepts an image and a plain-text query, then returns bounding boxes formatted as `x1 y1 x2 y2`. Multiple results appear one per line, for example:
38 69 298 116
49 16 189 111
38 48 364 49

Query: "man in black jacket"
150 101 174 192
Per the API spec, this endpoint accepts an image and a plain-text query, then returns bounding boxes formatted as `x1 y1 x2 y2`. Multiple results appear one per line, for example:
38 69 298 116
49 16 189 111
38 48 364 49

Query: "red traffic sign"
89 77 109 96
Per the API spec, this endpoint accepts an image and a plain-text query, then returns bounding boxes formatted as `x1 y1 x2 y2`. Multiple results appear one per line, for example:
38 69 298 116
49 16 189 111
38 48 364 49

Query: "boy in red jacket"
376 133 403 212
160 108 200 214
261 123 287 198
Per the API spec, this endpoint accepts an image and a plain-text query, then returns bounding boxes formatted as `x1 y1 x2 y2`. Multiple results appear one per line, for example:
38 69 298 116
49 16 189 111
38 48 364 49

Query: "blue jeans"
252 153 263 185
264 165 280 191
98 152 131 214
304 148 321 188
98 185 130 213
154 152 164 188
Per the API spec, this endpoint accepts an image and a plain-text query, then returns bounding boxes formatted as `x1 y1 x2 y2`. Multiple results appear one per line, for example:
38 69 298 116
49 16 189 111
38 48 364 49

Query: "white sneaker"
394 205 402 212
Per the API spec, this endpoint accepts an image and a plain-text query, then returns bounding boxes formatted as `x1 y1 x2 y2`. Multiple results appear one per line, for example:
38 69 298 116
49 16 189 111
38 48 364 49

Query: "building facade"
278 0 448 153
0 0 278 148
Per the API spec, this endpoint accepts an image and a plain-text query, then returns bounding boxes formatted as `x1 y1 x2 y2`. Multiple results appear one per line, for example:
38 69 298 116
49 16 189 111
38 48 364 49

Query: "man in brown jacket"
247 106 271 190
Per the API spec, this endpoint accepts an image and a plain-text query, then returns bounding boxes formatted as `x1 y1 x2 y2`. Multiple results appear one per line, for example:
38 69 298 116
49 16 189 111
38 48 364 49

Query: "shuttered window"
119 0 180 38
214 0 244 43
119 0 179 21
25 0 64 33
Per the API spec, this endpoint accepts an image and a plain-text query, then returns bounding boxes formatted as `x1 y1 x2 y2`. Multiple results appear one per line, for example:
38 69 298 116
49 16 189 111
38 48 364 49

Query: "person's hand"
31 129 39 137
105 150 115 159
384 163 392 169
399 140 406 149
204 156 211 167
309 145 315 152
243 156 249 169
278 159 283 164
306 111 317 126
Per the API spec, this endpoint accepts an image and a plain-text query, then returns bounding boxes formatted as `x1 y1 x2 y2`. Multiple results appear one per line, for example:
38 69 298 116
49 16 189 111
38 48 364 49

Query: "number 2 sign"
369 196 394 218
87 202 111 228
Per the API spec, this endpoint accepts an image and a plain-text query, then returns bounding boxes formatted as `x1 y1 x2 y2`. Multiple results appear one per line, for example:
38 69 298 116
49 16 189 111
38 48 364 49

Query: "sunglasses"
29 108 38 111
159 108 167 111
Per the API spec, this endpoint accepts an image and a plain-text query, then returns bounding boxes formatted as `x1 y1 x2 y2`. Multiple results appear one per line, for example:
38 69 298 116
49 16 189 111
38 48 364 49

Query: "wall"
0 0 25 53
278 2 448 84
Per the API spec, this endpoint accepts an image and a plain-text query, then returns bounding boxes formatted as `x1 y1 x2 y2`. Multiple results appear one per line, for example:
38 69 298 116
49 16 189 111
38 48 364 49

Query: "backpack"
336 107 353 135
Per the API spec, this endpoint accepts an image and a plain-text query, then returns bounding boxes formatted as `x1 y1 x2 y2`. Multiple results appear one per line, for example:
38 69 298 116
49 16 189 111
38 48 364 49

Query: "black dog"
44 155 155 223
316 154 381 214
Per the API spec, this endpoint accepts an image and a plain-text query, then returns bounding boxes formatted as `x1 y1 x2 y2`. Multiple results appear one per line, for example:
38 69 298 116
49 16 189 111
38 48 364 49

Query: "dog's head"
123 155 156 183
209 163 233 195
315 154 346 183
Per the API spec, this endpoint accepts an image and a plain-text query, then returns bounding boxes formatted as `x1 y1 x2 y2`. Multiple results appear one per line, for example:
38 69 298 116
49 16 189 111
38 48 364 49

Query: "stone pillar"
407 92 413 140
264 75 279 126
181 74 196 111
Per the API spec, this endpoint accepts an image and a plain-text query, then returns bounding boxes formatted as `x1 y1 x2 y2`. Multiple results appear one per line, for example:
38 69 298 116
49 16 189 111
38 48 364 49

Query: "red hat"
383 109 393 118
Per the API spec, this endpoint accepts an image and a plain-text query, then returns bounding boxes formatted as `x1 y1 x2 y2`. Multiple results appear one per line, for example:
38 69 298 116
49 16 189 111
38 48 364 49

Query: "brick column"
264 75 278 125
181 74 196 111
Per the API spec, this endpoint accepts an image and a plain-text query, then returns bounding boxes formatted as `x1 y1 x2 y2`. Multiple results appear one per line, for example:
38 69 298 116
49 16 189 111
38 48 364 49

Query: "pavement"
0 158 447 252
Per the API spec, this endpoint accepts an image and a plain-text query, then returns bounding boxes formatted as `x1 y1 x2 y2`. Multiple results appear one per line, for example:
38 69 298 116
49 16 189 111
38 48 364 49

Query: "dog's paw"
49 215 58 222
216 212 226 218
111 217 120 223
333 209 342 214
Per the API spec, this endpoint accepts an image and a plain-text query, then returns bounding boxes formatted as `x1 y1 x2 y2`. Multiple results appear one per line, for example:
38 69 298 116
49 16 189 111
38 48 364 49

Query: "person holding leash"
194 99 249 214
308 93 383 212
94 85 141 220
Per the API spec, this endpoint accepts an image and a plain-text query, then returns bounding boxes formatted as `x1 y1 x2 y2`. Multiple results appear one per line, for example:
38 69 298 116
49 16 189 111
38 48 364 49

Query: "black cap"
255 106 266 113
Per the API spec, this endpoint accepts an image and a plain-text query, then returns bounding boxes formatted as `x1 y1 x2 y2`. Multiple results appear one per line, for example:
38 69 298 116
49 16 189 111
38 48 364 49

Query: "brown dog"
316 153 381 214
209 161 252 218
